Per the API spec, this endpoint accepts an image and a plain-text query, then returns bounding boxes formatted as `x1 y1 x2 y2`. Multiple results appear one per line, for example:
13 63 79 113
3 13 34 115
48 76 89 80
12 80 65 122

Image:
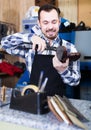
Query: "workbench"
0 99 91 130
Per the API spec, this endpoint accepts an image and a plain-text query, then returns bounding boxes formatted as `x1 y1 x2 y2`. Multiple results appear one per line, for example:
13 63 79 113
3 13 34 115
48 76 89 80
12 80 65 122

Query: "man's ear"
59 18 61 26
37 20 40 27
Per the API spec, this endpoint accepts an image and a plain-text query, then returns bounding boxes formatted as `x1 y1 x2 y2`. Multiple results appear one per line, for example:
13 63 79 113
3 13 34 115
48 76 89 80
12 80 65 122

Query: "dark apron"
30 53 66 96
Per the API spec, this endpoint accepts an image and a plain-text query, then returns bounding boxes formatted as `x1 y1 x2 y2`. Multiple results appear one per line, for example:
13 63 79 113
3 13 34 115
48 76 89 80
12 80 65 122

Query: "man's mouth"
46 30 55 36
46 29 55 33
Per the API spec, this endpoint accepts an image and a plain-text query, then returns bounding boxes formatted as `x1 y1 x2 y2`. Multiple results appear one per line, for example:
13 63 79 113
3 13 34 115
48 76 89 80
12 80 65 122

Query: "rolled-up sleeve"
1 32 33 58
60 60 81 86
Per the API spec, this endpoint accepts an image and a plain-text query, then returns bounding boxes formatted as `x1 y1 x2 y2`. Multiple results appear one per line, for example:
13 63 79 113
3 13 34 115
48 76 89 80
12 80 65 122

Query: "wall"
19 0 35 31
0 0 91 31
78 0 91 26
0 0 34 31
58 0 78 24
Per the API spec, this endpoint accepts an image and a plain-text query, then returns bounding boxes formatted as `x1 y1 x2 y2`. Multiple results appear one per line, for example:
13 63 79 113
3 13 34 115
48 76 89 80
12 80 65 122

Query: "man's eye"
52 20 57 24
43 22 48 25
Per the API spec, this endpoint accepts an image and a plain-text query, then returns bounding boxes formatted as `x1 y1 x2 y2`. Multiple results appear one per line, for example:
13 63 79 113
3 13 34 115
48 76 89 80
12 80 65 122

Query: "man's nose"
48 23 53 29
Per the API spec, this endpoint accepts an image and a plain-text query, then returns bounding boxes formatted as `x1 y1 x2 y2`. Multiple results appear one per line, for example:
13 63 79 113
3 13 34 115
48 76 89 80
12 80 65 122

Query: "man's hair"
38 4 60 20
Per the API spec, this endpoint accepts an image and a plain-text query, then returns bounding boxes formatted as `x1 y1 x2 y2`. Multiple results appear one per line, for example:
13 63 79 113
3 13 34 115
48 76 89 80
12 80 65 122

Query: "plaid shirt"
1 26 81 86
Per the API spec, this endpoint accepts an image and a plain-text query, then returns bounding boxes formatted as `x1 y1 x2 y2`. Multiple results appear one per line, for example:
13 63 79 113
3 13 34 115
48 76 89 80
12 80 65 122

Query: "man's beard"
45 29 57 40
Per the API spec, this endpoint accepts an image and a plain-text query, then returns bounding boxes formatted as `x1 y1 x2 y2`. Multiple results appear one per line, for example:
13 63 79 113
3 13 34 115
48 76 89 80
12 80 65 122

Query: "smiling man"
1 4 81 96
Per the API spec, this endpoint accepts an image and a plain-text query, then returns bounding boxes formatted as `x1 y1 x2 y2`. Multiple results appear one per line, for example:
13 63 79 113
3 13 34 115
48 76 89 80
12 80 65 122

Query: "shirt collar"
40 33 61 47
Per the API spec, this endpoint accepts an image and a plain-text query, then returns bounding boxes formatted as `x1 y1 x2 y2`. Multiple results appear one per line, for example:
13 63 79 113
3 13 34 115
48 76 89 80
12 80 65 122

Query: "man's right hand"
31 35 46 52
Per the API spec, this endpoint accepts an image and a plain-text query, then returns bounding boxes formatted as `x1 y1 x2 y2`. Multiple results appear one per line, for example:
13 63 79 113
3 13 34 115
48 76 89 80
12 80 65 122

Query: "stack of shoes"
47 95 88 130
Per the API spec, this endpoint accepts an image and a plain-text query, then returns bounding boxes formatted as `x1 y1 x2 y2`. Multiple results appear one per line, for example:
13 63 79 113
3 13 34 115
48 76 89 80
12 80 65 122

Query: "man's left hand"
52 54 69 73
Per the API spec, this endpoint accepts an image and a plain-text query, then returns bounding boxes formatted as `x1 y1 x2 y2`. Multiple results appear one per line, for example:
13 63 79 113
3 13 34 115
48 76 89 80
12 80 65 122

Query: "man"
1 4 81 96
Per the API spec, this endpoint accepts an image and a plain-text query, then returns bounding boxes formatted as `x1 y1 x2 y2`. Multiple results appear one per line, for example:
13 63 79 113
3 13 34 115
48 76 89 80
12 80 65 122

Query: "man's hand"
31 35 46 52
52 54 69 73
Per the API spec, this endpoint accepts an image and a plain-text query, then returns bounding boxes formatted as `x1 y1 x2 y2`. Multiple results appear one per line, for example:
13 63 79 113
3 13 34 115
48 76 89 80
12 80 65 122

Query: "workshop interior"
0 1 91 130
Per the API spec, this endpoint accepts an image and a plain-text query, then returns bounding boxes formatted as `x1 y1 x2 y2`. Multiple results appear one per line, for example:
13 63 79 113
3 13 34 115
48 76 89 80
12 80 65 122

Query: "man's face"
38 9 60 40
